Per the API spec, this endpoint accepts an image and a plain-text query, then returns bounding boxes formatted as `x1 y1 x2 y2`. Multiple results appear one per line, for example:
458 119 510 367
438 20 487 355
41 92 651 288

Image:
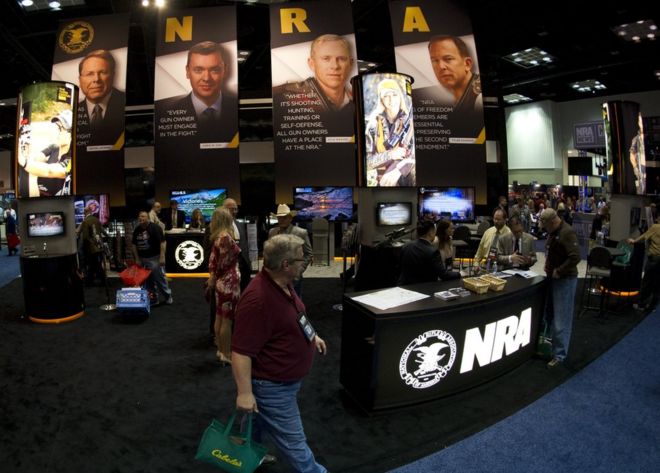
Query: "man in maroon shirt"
232 234 327 472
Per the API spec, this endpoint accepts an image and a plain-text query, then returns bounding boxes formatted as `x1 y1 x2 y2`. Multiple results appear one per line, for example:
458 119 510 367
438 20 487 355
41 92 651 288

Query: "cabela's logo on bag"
175 240 204 270
58 21 94 54
399 329 457 389
211 449 242 467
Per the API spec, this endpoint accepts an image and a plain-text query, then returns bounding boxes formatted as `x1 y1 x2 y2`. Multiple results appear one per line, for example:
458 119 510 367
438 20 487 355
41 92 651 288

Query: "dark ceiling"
0 0 659 145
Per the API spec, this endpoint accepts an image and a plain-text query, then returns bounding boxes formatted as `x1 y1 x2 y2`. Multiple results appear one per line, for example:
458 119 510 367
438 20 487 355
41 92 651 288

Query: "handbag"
118 264 151 287
195 411 267 472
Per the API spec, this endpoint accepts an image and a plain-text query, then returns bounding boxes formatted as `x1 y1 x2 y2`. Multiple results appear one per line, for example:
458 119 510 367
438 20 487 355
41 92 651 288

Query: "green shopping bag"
195 411 268 472
536 321 553 360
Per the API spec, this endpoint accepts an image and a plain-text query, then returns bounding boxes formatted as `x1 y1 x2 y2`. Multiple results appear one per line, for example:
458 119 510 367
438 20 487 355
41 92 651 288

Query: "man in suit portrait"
78 49 126 148
157 41 238 144
162 199 186 230
496 215 537 270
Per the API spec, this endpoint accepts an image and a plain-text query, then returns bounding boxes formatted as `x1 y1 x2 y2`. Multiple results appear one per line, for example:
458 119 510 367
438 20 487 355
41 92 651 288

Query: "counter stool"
579 246 612 317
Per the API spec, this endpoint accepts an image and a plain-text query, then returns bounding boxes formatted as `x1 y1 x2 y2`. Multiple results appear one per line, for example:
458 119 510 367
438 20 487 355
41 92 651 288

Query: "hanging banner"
51 14 129 205
270 0 358 203
154 6 240 204
354 72 416 187
16 81 78 198
388 0 486 196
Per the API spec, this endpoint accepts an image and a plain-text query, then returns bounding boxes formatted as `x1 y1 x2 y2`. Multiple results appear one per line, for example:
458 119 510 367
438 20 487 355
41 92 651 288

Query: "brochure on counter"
351 287 430 311
502 269 541 279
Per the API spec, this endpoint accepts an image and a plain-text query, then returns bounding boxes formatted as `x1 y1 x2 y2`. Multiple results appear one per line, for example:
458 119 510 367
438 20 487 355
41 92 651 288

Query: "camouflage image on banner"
16 82 78 198
388 0 486 197
270 0 357 202
153 7 240 204
52 14 129 152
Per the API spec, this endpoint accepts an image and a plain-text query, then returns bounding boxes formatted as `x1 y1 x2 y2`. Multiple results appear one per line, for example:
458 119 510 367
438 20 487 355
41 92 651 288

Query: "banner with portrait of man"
388 0 486 196
270 0 358 203
51 14 129 206
154 7 240 204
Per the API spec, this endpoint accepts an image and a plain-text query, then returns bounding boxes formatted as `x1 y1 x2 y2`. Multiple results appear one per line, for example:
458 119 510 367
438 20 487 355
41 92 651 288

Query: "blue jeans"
141 255 171 301
251 379 326 473
640 255 660 309
545 277 578 361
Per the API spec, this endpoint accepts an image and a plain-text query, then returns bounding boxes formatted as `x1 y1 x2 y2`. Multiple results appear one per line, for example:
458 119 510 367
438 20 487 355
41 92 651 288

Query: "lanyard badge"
297 312 316 342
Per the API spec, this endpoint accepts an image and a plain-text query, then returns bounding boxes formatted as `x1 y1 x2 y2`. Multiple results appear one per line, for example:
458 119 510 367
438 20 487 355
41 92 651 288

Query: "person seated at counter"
496 215 536 270
398 220 460 286
162 199 186 230
473 207 511 270
436 219 455 268
189 208 205 231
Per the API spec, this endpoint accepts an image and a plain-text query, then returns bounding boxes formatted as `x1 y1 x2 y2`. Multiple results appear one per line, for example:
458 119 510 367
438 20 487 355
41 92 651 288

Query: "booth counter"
21 254 85 323
164 230 208 276
340 275 546 411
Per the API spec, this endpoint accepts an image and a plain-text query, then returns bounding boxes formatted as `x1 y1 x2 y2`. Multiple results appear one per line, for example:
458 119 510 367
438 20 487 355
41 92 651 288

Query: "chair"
579 246 612 317
453 225 473 273
476 220 492 237
601 241 646 308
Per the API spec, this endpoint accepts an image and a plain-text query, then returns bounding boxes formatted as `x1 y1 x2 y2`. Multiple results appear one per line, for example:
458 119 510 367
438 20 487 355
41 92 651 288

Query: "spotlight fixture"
569 79 607 93
20 0 33 6
142 0 149 6
357 60 379 73
503 93 532 104
49 0 60 8
237 50 251 64
611 19 657 42
154 0 165 6
19 0 84 12
655 70 660 80
503 47 555 69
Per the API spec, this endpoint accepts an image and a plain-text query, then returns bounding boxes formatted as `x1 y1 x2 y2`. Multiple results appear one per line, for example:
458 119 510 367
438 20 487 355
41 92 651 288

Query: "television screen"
27 211 65 237
293 187 353 221
74 194 110 226
376 202 412 226
567 157 593 177
169 188 228 223
419 187 476 223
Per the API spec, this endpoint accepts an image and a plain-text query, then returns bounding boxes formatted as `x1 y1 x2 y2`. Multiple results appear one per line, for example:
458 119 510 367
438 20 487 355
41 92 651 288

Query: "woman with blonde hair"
206 208 241 365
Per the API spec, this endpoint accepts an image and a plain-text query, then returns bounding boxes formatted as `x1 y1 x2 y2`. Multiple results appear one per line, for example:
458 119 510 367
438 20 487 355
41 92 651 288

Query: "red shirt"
232 269 316 382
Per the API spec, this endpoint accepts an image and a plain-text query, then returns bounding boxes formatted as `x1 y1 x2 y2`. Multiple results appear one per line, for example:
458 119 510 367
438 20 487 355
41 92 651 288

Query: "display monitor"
376 202 412 226
74 194 110 226
293 187 353 221
26 211 65 237
169 188 228 223
418 187 476 223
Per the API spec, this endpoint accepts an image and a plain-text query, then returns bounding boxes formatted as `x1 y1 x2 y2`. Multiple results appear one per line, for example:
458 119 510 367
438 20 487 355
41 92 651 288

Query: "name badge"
297 312 316 343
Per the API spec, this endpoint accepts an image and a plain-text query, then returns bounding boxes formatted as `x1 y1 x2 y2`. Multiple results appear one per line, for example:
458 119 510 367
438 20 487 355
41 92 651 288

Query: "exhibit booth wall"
506 89 660 186
17 196 77 256
609 194 647 241
357 187 416 245
0 150 10 189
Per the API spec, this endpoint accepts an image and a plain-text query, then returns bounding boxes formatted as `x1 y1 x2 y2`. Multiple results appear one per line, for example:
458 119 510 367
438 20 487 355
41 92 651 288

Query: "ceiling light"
154 0 164 6
503 93 532 104
569 79 607 93
503 47 555 69
20 0 33 6
612 19 658 42
356 60 380 72
142 0 149 6
49 1 60 8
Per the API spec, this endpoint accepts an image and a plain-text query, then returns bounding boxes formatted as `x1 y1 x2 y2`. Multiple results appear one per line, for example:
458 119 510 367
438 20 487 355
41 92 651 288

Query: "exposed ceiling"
0 0 658 146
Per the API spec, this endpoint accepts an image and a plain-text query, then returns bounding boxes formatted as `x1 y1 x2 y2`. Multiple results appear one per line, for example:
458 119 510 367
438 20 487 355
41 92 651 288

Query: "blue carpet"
0 254 20 288
390 307 660 473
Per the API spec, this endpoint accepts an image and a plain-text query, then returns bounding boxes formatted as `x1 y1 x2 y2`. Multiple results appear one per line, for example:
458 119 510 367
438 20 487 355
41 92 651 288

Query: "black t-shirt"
38 144 71 196
132 223 164 258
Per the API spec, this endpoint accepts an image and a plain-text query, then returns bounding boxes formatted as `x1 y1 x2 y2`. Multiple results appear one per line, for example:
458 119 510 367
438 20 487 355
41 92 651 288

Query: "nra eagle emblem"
399 329 457 389
59 21 94 54
174 240 204 271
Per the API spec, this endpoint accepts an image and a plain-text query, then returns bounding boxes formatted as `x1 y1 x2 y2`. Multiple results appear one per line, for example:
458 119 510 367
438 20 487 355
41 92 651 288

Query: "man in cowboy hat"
268 204 313 296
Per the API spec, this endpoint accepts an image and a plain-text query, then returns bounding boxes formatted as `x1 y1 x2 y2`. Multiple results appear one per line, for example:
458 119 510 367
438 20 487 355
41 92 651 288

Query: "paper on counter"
351 287 430 311
502 269 540 279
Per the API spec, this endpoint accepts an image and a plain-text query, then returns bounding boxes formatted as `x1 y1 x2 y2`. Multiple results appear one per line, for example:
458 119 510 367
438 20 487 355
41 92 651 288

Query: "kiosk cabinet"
340 276 546 411
21 254 85 323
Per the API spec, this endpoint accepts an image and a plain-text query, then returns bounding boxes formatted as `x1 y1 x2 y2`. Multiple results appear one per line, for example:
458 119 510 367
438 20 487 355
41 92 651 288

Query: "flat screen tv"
169 188 227 223
418 187 476 223
27 211 65 237
376 202 412 226
74 194 110 226
293 187 353 221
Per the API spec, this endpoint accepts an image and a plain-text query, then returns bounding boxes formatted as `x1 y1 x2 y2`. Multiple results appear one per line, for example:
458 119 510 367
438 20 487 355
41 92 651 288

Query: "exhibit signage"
269 0 358 202
16 82 78 198
387 0 486 193
174 240 205 271
154 7 240 204
51 14 129 205
573 121 605 149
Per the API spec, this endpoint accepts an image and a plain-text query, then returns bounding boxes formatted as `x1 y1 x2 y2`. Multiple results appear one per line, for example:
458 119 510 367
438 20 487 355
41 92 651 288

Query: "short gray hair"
264 234 304 270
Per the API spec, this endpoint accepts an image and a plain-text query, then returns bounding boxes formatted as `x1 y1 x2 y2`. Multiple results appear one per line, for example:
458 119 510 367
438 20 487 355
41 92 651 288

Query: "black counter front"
165 231 208 275
340 275 546 411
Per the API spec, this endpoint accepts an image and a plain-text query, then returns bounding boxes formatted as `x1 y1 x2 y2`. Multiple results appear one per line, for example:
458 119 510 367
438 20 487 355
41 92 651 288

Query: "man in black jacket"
398 220 460 286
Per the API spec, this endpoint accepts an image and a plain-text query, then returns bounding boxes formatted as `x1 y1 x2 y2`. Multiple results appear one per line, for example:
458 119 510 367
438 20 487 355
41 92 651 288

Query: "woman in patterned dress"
207 208 241 365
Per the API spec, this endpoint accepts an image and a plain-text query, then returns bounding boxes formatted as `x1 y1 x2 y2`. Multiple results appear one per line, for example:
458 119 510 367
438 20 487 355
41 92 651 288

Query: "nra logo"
399 308 532 389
